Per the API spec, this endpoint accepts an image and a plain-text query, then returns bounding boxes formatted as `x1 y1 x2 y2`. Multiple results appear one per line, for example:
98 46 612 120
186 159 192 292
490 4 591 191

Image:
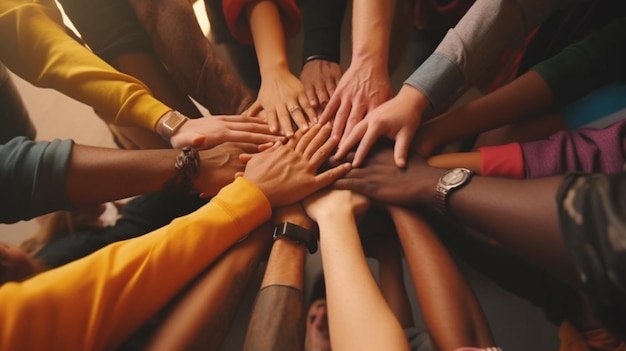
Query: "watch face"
441 168 469 187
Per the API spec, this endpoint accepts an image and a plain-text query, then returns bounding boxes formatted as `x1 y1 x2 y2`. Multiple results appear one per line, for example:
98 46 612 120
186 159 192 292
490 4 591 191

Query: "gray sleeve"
0 136 74 223
404 0 584 112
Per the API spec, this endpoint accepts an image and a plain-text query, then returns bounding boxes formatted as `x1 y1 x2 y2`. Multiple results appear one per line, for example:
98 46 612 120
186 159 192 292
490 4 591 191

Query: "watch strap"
273 222 318 254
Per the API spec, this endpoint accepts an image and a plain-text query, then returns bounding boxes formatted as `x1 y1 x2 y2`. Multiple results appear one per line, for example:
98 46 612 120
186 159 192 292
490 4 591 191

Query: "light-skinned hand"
333 85 430 168
170 115 281 150
241 124 351 207
318 64 393 143
302 189 370 223
245 68 317 137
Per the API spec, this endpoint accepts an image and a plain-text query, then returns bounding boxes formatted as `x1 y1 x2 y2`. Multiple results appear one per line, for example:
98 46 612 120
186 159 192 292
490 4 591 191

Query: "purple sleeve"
522 117 626 178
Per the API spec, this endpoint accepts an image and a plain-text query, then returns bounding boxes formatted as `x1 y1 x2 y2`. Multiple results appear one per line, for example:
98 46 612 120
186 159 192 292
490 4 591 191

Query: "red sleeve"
222 0 302 44
478 143 524 178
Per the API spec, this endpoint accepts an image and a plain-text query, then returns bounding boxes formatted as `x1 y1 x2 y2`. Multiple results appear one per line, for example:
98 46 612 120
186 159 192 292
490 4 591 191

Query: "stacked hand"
333 85 430 168
318 64 393 145
299 60 343 114
245 69 317 137
240 124 351 207
170 115 282 150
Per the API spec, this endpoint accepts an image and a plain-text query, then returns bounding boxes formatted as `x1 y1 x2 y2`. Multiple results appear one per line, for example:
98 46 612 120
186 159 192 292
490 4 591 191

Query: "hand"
170 115 281 150
246 68 317 137
334 146 444 206
303 189 370 223
333 85 430 168
194 142 259 198
299 60 342 114
242 124 351 207
318 63 393 143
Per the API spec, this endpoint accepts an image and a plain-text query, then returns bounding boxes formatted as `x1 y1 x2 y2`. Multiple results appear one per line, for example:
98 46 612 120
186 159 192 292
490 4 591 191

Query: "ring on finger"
288 105 301 114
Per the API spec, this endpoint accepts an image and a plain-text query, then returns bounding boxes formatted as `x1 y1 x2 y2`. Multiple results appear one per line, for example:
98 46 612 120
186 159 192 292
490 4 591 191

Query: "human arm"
299 0 346 111
0 124 350 351
319 0 395 142
334 0 583 168
335 146 580 287
146 225 273 351
412 70 553 157
303 190 409 351
243 206 311 351
128 0 255 116
362 221 414 329
389 207 496 350
0 0 170 130
531 16 626 108
236 0 315 136
0 137 254 223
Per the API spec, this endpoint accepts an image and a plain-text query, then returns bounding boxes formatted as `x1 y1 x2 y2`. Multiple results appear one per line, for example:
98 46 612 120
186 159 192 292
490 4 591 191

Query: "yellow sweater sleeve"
0 177 272 351
0 0 171 129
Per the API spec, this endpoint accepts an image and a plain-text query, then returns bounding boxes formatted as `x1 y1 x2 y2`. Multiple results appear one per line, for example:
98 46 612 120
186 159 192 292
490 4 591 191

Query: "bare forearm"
439 175 580 287
247 1 290 75
318 212 408 351
351 0 395 67
389 207 494 350
377 253 414 328
419 71 553 150
244 208 311 351
64 145 178 206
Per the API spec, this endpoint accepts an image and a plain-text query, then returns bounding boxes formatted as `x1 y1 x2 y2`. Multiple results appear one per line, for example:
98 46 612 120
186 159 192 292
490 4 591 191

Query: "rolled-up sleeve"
0 136 74 223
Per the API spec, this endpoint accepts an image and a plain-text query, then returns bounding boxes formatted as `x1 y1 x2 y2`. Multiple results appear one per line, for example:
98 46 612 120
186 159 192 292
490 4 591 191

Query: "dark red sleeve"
479 143 524 178
223 0 302 44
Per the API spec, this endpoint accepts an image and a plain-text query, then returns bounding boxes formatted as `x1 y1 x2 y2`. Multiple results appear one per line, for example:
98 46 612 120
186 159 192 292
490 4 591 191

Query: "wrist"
273 222 318 254
259 60 290 77
155 110 189 141
398 85 430 112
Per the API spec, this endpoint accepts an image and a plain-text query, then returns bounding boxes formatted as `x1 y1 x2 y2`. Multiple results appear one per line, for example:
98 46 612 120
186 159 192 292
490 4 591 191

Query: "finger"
331 101 352 140
289 105 309 131
304 124 334 166
226 130 282 145
258 141 275 152
333 177 364 192
394 129 412 168
315 85 330 110
295 123 321 154
239 153 253 163
313 162 352 190
277 106 294 137
298 95 317 124
351 124 381 168
246 101 263 117
334 121 367 161
341 105 367 146
234 171 244 178
305 85 319 109
318 94 340 125
266 110 280 134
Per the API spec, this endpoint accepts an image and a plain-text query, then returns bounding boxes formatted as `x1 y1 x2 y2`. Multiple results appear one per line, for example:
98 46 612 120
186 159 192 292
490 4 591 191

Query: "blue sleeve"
0 136 74 223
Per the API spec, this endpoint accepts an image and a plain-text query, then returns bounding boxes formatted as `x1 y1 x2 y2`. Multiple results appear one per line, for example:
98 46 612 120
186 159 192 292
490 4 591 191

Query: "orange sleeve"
223 0 301 44
478 143 524 179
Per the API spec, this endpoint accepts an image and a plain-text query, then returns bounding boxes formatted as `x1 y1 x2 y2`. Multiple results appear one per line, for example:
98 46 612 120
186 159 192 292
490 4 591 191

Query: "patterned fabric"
557 170 626 340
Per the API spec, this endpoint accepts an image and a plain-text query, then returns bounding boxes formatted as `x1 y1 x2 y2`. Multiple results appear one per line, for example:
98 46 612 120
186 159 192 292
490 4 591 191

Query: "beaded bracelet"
163 146 200 194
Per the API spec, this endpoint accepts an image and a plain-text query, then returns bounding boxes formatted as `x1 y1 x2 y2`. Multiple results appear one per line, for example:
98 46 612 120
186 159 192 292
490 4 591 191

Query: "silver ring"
288 105 301 114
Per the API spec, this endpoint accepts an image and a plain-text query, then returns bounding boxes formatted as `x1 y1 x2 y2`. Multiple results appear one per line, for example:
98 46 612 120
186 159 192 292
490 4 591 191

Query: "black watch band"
273 222 318 254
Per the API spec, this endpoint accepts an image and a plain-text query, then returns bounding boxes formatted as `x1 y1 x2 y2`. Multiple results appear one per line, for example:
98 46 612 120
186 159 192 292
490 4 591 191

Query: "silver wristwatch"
160 110 189 140
436 168 474 216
